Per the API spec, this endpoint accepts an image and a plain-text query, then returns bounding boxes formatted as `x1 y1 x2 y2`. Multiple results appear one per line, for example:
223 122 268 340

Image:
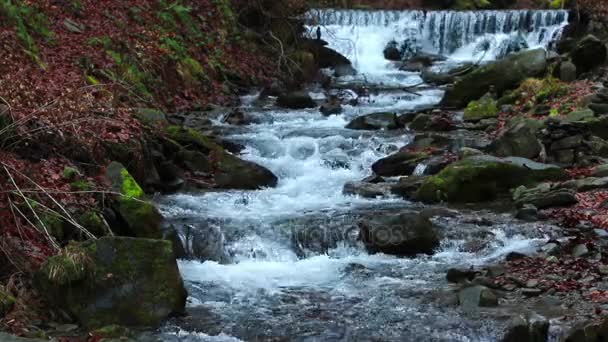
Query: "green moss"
165 126 222 153
71 180 92 191
464 95 498 122
120 168 144 199
62 166 79 180
39 243 94 286
416 158 565 203
78 211 106 237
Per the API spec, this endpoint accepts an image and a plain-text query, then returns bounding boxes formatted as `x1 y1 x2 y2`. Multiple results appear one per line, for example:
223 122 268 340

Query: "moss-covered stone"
0 285 15 318
165 126 277 189
441 49 547 108
36 237 187 329
463 95 498 122
106 162 162 238
62 166 79 180
415 155 566 203
78 211 107 237
134 108 167 126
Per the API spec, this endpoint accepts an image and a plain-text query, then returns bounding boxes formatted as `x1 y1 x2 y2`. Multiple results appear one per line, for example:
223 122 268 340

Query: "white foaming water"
306 9 568 78
160 9 563 340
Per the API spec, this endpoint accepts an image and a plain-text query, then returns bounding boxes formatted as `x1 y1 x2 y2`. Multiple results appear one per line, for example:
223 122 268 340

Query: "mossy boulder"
571 35 608 74
463 95 498 122
35 237 187 329
441 49 547 108
166 126 277 189
105 162 163 239
0 285 15 318
416 155 567 203
490 117 543 159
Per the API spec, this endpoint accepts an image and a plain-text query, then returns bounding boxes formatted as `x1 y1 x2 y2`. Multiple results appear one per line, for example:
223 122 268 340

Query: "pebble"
526 279 540 288
572 244 589 258
546 256 559 263
595 229 608 239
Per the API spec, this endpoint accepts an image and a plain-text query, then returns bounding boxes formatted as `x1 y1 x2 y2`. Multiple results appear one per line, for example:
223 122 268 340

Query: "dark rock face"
441 49 547 108
345 112 402 130
36 237 187 329
358 212 440 257
277 91 317 109
384 41 401 61
571 35 607 74
320 96 343 116
371 151 428 177
176 223 230 263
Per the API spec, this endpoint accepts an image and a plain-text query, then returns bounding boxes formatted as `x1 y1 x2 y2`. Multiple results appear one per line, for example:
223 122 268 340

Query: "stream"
158 8 569 342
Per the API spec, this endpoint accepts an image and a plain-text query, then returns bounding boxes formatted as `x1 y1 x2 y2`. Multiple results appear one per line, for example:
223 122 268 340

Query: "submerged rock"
416 155 566 203
441 49 547 108
36 237 187 328
276 91 317 109
359 212 440 256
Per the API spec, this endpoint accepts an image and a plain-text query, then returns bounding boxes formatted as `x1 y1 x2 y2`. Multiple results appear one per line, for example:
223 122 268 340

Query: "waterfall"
306 9 569 75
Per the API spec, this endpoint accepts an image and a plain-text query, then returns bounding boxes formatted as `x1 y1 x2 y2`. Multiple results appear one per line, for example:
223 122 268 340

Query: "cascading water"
160 8 567 342
306 9 568 78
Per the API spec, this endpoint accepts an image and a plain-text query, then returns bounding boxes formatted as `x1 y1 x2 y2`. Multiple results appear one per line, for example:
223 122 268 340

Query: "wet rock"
359 212 440 257
501 312 549 342
302 39 356 76
491 117 543 159
561 177 608 192
390 176 427 199
292 225 342 257
345 112 402 130
276 91 317 109
571 35 608 74
595 229 608 239
371 151 428 177
486 264 506 277
421 63 475 85
416 155 566 204
343 181 391 198
516 204 540 221
513 184 577 209
320 96 342 116
222 109 252 125
383 41 401 61
35 237 187 328
463 95 498 122
178 223 229 263
441 49 547 108
458 285 498 309
409 114 432 130
506 252 528 262
541 242 560 255
564 319 608 341
593 164 608 178
105 162 163 238
363 175 385 183
446 268 476 283
559 60 577 82
572 244 589 258
459 147 484 158
166 126 278 189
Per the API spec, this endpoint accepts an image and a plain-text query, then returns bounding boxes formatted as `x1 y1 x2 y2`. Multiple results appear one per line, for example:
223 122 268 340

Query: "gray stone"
595 229 608 239
571 35 608 74
559 60 577 82
572 243 590 258
491 118 543 159
276 91 316 109
459 285 498 310
513 185 577 210
551 135 584 151
342 181 391 198
521 288 543 297
541 242 560 255
590 103 608 115
346 112 402 131
501 313 549 342
567 108 595 122
593 164 608 178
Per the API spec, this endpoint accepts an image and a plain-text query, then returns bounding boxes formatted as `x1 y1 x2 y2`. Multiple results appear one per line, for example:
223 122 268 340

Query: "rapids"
158 8 568 342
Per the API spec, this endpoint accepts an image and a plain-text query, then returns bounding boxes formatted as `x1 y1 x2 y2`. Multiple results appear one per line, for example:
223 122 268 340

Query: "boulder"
358 212 440 256
416 155 567 203
409 114 432 130
384 41 401 61
421 63 475 85
463 95 498 122
571 35 608 74
567 108 595 122
166 126 278 189
345 112 402 130
390 176 427 199
106 162 163 239
559 61 577 82
441 49 547 108
371 151 428 177
320 96 343 116
501 313 549 342
177 223 229 263
35 237 187 328
222 109 252 125
564 319 608 342
343 181 391 198
490 118 543 159
446 268 476 283
276 91 317 109
512 184 578 209
458 285 498 310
